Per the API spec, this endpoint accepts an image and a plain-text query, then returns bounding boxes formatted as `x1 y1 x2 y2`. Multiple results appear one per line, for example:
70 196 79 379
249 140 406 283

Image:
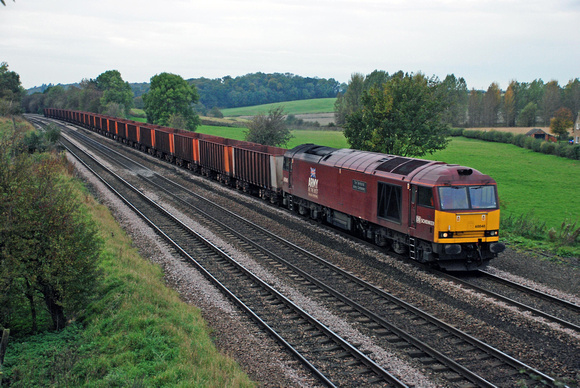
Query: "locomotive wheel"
393 241 407 255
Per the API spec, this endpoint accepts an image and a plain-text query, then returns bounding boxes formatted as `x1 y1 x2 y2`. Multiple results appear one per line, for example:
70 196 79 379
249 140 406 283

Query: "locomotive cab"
427 172 505 270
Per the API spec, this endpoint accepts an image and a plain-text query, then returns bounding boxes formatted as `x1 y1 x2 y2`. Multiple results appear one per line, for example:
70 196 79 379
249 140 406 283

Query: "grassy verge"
3 174 255 387
221 98 336 117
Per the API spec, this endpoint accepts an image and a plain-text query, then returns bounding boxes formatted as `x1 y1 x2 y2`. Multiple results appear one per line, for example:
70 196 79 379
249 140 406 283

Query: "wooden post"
0 329 9 387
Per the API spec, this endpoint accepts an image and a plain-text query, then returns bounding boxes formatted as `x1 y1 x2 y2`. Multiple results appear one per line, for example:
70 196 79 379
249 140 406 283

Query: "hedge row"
448 128 580 160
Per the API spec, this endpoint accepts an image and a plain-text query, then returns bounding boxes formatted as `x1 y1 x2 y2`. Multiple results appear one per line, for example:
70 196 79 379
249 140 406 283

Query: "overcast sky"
1 0 578 91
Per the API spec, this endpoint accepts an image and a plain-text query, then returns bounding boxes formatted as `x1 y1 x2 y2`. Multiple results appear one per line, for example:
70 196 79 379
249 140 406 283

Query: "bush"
566 144 580 160
464 130 483 139
547 219 580 246
447 128 464 137
553 142 565 157
501 212 547 240
482 131 495 141
523 136 535 149
531 138 542 152
540 141 555 155
513 134 527 147
500 132 514 143
208 106 224 118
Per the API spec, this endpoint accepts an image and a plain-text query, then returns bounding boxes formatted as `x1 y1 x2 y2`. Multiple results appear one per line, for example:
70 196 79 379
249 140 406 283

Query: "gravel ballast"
64 129 580 386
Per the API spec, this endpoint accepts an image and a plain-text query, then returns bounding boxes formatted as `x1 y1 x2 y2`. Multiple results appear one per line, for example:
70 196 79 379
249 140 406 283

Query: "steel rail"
59 135 406 388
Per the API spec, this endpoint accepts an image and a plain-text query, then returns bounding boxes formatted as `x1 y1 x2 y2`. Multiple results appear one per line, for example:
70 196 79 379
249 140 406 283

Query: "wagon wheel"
392 241 407 255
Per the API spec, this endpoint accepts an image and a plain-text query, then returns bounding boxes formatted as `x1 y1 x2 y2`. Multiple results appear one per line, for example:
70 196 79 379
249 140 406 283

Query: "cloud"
1 0 578 89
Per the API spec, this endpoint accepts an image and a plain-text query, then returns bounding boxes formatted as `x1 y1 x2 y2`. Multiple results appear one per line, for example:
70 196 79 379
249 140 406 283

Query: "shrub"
501 212 547 240
447 128 464 137
540 141 555 155
464 130 483 139
531 138 542 152
513 134 527 147
208 106 224 118
482 131 495 141
552 142 564 157
547 219 580 246
501 132 514 143
567 144 580 160
523 136 535 149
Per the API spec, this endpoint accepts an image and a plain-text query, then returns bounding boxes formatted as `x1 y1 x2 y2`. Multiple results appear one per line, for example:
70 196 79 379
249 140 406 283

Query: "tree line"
26 72 344 114
190 72 343 112
336 71 580 130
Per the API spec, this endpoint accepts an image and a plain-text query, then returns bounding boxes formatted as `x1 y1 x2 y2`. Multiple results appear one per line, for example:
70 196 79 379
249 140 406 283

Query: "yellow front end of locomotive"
434 209 501 244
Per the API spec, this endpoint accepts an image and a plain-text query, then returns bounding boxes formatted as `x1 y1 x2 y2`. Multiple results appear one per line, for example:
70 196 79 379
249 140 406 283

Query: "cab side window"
378 182 402 223
283 157 292 171
417 186 434 208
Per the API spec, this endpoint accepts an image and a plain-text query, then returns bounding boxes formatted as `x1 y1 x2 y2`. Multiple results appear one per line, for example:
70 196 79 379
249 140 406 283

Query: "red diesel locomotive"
282 144 504 271
44 108 505 270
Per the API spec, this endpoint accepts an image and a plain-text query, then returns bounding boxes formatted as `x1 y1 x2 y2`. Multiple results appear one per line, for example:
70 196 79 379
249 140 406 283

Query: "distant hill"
28 72 345 111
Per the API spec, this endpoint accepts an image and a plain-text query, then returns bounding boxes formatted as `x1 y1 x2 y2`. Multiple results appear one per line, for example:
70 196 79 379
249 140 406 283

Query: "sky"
1 0 579 91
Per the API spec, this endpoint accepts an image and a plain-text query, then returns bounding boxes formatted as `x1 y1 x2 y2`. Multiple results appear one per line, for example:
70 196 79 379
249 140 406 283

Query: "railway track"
56 125 406 387
39 117 572 387
440 269 580 332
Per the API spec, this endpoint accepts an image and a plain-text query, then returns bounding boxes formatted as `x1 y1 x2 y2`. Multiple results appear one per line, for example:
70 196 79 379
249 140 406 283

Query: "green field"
196 125 349 149
431 138 579 230
220 98 337 117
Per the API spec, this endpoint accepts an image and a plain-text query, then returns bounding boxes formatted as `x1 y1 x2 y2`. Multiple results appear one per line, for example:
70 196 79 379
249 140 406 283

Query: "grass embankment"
4 176 254 386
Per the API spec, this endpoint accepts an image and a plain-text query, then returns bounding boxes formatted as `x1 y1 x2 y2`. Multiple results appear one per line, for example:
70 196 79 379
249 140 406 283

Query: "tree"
0 126 101 332
343 72 449 157
468 89 484 127
482 82 501 126
563 78 580 122
541 80 561 125
502 81 517 127
0 62 25 116
244 106 293 147
96 70 134 116
438 74 468 127
143 72 200 131
517 102 538 127
334 73 365 125
78 78 102 113
550 107 573 140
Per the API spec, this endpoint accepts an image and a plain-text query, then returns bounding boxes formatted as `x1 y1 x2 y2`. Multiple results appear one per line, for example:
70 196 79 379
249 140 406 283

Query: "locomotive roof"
287 144 496 186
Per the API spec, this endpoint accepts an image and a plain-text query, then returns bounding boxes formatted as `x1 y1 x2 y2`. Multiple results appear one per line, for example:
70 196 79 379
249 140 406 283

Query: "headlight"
485 230 499 237
439 232 453 238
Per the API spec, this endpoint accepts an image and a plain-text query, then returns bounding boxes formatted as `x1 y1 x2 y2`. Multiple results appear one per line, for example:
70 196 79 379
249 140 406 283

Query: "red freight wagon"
104 118 116 137
139 125 155 151
94 114 104 131
233 144 286 198
127 122 139 144
197 136 258 182
174 131 200 169
198 137 233 181
154 127 177 161
116 120 128 141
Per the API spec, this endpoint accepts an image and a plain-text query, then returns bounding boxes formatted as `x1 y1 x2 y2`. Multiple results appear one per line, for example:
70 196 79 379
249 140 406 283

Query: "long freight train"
44 108 505 271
